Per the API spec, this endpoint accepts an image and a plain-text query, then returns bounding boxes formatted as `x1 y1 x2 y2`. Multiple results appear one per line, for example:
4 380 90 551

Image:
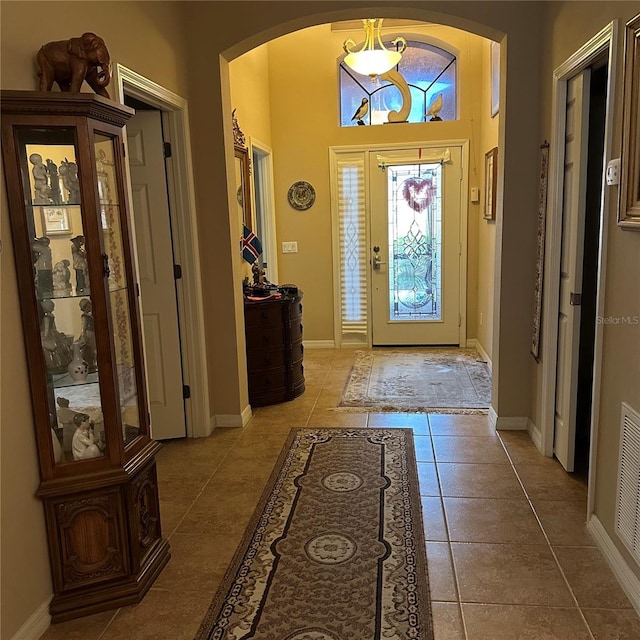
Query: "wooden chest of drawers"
244 294 305 407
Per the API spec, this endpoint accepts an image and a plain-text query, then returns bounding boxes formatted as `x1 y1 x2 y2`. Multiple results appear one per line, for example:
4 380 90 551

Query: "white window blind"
336 154 367 339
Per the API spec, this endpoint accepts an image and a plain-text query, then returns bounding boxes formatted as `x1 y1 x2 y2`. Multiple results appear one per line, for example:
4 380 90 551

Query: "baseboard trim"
495 416 529 431
214 408 249 428
528 419 543 452
474 340 492 374
587 515 640 614
489 406 498 430
303 340 335 349
10 599 50 640
465 338 477 348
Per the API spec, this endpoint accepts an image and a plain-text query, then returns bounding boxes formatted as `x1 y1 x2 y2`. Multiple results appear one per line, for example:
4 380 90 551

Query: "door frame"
330 139 469 349
249 137 279 285
540 22 618 512
113 63 211 438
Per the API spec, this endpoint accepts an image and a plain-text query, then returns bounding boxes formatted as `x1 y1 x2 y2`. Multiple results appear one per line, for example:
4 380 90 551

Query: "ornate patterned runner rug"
195 428 433 640
338 349 491 414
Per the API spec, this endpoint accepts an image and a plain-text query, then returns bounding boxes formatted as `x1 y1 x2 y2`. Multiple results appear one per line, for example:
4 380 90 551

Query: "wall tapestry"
531 141 549 361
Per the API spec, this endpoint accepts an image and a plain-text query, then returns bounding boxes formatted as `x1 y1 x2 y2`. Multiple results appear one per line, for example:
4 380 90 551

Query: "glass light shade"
344 49 402 77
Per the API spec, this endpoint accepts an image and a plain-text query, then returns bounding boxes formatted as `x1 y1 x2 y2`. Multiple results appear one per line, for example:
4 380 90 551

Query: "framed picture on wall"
484 147 498 220
491 41 500 118
41 206 71 235
619 13 640 229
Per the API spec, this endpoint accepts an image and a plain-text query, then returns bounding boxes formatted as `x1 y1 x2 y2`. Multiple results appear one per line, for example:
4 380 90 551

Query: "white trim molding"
303 340 336 349
495 416 529 431
213 404 252 428
9 600 50 640
472 339 493 374
588 515 640 614
113 64 211 439
527 419 543 451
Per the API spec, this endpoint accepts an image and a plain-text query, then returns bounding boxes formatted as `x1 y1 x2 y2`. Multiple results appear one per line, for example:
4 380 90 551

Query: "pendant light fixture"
343 19 407 78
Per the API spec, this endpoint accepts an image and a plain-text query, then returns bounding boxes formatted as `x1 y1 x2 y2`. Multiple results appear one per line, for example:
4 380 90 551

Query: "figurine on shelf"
46 158 62 204
56 396 80 452
70 235 89 293
96 148 114 203
59 158 80 203
29 153 51 204
78 298 97 372
32 236 53 296
52 259 72 294
40 299 73 374
71 413 102 460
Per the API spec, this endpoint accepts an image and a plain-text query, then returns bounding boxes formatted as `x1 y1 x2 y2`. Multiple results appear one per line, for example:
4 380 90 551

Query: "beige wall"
535 0 640 577
476 39 500 361
237 23 487 342
0 2 192 637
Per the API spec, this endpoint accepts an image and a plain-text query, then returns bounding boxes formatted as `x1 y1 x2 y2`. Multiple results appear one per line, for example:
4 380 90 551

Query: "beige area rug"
338 348 491 414
195 428 433 640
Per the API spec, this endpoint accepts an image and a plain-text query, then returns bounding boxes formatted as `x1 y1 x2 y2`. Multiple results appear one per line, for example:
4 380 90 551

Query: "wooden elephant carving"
37 32 112 98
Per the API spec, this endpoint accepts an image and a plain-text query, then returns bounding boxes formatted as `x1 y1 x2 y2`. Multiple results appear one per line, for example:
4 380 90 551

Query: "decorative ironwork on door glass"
387 163 442 321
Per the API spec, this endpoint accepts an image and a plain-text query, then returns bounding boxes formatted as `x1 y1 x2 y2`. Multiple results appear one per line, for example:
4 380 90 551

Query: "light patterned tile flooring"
42 349 640 640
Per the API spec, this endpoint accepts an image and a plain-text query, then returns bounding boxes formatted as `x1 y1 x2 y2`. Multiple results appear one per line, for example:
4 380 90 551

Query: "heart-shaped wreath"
402 177 435 213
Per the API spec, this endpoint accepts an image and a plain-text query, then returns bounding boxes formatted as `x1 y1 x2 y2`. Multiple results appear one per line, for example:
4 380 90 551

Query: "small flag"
240 225 263 264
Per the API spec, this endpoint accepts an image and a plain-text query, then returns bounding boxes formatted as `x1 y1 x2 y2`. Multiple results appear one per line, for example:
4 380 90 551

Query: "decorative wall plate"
287 181 316 211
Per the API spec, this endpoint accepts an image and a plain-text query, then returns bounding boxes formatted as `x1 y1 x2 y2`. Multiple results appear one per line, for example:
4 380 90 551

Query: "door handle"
570 292 582 306
373 254 386 270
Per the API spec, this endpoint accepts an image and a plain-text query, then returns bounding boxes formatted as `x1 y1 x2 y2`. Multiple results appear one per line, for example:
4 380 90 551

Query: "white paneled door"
127 110 186 440
554 70 591 472
369 147 462 345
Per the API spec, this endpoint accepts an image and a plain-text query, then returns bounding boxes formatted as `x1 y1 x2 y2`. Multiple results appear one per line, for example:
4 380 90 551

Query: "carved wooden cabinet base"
41 450 169 622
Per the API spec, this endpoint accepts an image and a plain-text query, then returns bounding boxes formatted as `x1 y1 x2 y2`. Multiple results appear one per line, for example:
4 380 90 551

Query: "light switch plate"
282 241 298 253
470 187 480 203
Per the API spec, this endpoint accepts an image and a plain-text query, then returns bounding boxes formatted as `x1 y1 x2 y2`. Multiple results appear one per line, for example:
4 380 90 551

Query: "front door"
127 109 186 440
370 147 462 345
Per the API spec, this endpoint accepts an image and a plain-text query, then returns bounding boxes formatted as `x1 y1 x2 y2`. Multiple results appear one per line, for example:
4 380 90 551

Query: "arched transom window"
340 40 457 126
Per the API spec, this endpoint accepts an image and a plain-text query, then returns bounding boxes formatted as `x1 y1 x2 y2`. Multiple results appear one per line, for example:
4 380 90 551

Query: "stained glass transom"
387 163 442 321
340 41 457 126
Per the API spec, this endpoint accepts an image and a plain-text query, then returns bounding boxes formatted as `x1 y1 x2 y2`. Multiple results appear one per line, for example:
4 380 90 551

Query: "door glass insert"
387 162 442 321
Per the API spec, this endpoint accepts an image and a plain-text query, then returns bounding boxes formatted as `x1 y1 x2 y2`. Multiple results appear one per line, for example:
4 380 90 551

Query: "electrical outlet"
282 241 298 254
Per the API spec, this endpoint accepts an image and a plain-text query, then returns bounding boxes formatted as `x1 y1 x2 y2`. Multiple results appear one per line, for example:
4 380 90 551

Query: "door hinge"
174 264 182 280
459 314 462 327
122 142 126 158
135 282 140 297
163 142 172 159
183 385 191 399
148 411 152 425
570 292 582 306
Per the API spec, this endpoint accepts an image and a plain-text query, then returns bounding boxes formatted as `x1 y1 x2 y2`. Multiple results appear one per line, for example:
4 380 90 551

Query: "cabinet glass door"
94 134 143 447
17 127 106 465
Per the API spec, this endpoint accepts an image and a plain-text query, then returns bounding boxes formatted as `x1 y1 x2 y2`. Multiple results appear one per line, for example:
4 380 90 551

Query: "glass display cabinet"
1 91 170 621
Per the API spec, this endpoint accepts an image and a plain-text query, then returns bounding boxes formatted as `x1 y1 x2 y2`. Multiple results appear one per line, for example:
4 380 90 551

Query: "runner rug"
338 348 491 414
195 428 433 640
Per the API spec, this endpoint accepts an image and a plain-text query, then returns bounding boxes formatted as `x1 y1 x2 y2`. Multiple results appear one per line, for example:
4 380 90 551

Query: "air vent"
615 402 640 562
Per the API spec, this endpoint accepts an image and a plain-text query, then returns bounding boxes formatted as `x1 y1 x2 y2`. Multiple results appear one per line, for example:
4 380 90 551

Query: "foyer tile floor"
42 349 640 640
